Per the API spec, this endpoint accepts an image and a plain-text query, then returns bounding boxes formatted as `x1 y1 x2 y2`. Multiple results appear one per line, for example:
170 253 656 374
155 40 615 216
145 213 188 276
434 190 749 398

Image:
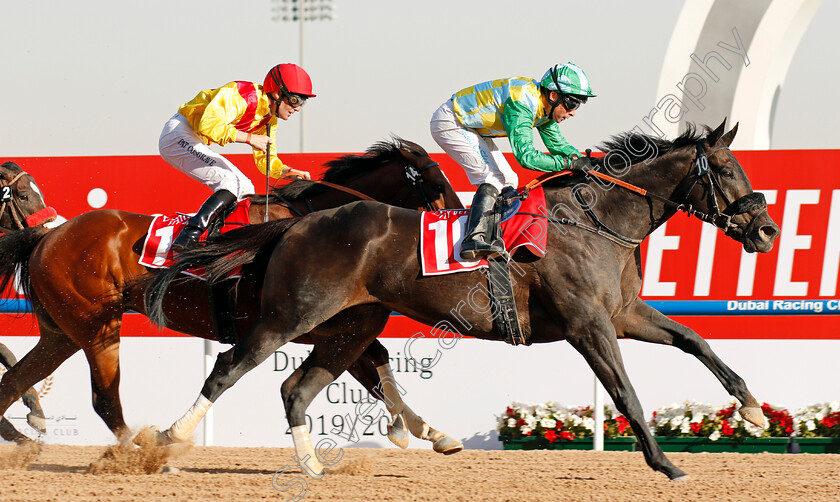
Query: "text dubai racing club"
726 300 840 314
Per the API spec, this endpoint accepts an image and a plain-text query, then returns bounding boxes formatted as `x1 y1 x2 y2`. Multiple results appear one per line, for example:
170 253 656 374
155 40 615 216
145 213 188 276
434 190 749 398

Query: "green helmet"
540 62 596 97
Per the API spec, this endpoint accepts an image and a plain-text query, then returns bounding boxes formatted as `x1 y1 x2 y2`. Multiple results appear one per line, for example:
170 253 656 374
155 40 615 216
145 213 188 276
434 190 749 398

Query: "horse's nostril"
760 224 779 240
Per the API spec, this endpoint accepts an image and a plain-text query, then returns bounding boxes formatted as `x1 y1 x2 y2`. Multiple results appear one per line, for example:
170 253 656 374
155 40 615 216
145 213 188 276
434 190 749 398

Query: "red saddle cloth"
420 187 549 276
139 199 251 274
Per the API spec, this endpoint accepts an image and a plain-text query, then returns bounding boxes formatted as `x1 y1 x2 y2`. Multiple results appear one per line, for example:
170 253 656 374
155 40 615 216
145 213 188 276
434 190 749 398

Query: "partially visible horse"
0 161 57 439
148 121 780 480
0 140 463 451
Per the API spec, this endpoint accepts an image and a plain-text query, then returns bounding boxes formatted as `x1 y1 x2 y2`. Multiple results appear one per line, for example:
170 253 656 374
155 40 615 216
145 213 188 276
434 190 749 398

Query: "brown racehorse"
0 161 57 436
0 139 463 451
148 121 780 480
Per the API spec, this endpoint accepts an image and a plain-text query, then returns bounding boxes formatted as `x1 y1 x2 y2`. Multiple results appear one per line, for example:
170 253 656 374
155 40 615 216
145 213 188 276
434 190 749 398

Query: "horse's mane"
597 124 705 168
260 137 424 203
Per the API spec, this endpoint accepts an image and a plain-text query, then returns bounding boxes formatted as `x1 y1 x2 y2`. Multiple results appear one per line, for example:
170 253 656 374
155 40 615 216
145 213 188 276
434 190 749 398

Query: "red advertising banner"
2 149 839 339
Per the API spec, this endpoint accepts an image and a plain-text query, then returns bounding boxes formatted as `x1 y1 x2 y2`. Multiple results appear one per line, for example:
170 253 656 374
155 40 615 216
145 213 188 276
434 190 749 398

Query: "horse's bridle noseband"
681 141 768 237
400 161 441 211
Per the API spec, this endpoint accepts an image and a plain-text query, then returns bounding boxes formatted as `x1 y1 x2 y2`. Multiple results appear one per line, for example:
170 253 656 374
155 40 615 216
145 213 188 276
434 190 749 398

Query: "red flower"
721 421 734 436
506 407 515 417
523 429 532 436
516 418 526 427
690 422 703 434
544 430 558 443
559 431 575 440
616 415 630 434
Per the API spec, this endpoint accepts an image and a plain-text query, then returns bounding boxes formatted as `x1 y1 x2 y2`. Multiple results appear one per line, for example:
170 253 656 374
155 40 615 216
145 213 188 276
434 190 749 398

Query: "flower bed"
497 400 840 453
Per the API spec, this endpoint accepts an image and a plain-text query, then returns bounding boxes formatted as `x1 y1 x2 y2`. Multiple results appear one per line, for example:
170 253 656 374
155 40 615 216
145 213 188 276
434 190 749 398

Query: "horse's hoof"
387 415 410 449
739 406 767 428
162 465 180 474
133 426 171 447
26 411 47 434
433 436 464 455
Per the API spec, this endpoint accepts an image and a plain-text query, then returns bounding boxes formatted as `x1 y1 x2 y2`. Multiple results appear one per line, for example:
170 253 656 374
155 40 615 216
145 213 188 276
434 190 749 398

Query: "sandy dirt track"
1 443 840 501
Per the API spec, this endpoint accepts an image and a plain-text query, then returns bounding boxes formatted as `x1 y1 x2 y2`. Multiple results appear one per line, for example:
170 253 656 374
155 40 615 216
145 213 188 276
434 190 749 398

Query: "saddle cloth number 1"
421 210 487 276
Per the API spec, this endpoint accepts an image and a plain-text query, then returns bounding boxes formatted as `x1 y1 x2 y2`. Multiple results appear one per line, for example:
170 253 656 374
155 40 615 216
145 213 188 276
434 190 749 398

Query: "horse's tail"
0 227 51 303
145 218 300 327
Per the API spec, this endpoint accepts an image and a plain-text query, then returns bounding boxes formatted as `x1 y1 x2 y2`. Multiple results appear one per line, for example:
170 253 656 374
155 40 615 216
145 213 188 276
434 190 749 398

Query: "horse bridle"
0 171 32 233
522 139 769 247
684 141 768 237
399 161 441 211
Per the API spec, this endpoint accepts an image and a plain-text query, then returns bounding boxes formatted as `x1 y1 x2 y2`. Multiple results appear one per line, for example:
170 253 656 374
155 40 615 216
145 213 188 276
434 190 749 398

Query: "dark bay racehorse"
148 121 780 480
0 140 463 451
0 161 57 437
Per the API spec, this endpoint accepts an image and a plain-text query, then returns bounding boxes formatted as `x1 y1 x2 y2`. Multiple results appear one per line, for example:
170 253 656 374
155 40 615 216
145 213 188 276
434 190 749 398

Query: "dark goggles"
282 91 308 107
560 93 586 111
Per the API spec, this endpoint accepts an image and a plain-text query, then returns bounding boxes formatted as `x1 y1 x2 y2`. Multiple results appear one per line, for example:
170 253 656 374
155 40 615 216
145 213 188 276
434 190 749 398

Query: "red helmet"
263 63 316 98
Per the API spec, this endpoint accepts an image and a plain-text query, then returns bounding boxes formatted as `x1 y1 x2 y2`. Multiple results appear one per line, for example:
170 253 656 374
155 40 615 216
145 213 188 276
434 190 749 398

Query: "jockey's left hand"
283 168 311 180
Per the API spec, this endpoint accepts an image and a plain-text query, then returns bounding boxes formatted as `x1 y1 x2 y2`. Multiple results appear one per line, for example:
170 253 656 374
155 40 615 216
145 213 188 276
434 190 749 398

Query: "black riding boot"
171 189 238 253
460 183 504 260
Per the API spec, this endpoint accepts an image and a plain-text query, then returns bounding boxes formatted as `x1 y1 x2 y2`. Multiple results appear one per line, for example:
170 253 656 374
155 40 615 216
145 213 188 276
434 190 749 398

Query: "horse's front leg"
346 340 463 454
566 313 687 481
616 298 765 428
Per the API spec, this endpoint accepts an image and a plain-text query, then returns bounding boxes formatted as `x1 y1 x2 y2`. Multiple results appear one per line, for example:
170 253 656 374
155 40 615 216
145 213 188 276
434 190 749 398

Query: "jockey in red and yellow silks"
160 63 316 252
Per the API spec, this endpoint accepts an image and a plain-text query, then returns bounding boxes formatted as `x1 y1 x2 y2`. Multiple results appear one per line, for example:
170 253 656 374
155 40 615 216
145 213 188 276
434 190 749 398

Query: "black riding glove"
568 156 593 172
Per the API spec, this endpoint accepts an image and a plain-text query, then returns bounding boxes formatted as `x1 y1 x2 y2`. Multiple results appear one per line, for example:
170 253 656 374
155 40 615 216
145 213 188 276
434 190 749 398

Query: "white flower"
524 415 537 429
679 421 691 434
709 430 721 441
540 418 557 429
520 425 532 435
507 418 516 428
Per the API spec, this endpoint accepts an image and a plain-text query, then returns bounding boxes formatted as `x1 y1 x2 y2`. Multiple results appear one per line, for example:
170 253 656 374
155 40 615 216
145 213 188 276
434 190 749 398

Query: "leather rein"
521 140 768 248
273 160 442 216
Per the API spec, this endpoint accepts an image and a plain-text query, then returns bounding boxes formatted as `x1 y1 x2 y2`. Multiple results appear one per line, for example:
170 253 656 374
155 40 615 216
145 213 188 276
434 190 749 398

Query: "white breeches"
159 113 255 200
429 100 518 191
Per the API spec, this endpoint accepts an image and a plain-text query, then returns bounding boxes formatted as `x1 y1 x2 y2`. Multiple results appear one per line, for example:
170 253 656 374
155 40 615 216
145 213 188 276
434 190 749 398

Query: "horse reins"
270 160 442 215
520 140 769 247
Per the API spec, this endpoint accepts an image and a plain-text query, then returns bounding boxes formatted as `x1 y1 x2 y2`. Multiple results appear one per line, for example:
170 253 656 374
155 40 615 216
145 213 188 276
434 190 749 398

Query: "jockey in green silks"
430 62 596 260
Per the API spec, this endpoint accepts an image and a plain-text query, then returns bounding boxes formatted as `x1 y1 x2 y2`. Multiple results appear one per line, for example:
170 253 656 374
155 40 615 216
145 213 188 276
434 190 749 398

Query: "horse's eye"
435 184 445 193
720 169 734 179
19 194 28 201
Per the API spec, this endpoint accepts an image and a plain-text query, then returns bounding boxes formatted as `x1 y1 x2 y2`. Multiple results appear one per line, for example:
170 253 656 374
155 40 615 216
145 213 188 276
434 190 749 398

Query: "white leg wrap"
291 425 324 477
402 404 431 440
375 364 404 416
168 395 213 443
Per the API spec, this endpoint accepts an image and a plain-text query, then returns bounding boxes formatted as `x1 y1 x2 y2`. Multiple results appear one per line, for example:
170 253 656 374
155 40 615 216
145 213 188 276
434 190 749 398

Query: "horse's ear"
719 122 739 147
707 118 727 145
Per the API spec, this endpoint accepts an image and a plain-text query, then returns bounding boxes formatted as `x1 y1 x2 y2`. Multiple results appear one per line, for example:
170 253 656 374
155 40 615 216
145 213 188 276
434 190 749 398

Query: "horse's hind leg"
0 322 80 442
0 343 44 432
566 314 687 481
161 316 314 444
346 341 462 454
83 324 130 441
616 298 764 427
